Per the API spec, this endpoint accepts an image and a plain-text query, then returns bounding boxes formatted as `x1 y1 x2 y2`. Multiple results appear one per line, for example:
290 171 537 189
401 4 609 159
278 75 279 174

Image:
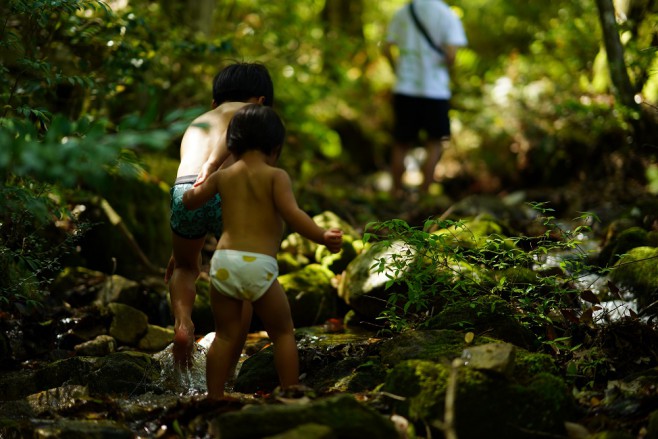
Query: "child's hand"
194 161 218 187
323 228 343 254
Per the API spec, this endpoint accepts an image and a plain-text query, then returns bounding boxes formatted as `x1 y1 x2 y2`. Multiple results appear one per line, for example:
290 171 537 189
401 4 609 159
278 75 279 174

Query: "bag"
408 1 445 57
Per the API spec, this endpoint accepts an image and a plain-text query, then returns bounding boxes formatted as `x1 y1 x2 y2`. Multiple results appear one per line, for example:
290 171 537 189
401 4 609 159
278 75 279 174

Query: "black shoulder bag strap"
408 1 445 57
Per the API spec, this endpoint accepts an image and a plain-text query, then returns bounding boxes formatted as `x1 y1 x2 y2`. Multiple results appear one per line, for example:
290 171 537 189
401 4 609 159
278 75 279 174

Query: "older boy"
183 104 343 399
166 63 274 368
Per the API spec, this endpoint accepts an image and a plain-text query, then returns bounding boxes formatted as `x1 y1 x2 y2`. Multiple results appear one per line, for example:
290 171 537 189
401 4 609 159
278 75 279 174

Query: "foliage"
363 202 603 350
0 179 87 315
0 0 200 314
1 0 656 312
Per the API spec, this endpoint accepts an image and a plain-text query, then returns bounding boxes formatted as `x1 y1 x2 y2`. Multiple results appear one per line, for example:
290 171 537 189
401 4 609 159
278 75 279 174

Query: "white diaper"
209 249 278 302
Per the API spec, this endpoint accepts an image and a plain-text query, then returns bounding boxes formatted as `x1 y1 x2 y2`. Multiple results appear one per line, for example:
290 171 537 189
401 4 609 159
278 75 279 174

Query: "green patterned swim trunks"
169 175 222 240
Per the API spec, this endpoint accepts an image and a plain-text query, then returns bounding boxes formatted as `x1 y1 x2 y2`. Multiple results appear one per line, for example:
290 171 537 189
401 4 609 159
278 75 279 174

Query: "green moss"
425 295 537 349
378 330 467 366
431 216 517 252
514 350 559 380
598 226 650 267
382 357 572 438
611 246 658 307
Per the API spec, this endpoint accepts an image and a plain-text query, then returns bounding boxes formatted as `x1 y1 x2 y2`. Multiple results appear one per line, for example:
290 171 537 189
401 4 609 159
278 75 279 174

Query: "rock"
30 418 134 438
74 334 117 356
0 356 101 401
378 329 467 366
339 240 413 321
279 264 338 327
107 302 148 346
598 226 651 267
461 342 516 377
25 385 90 416
425 295 538 349
87 351 161 396
610 246 658 311
315 234 358 274
137 324 174 352
234 346 278 393
96 274 141 306
50 266 108 307
210 394 398 439
382 359 573 439
263 423 334 439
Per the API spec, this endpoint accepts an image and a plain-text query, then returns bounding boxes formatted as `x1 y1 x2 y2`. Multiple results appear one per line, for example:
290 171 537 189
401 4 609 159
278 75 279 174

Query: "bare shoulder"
271 167 291 183
216 102 250 119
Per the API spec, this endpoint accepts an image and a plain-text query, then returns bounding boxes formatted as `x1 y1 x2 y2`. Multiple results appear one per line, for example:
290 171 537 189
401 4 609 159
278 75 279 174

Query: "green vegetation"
364 203 601 347
1 0 656 316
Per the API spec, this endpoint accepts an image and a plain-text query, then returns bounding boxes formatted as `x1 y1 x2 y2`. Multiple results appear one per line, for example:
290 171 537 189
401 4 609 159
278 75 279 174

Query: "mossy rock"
598 226 650 267
234 346 278 394
610 246 658 310
188 277 214 335
276 251 309 275
280 211 359 261
87 351 161 396
315 234 358 274
425 294 538 350
307 356 387 393
431 215 518 253
378 329 467 366
382 359 573 439
211 393 398 439
279 264 337 327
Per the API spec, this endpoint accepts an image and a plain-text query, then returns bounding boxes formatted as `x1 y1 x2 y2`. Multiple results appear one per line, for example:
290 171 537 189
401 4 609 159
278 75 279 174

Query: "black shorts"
392 93 451 144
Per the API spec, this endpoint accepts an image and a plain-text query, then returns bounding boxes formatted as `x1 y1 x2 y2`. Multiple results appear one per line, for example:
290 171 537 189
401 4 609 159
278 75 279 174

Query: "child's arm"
194 137 230 187
273 170 343 253
183 172 219 210
195 136 232 187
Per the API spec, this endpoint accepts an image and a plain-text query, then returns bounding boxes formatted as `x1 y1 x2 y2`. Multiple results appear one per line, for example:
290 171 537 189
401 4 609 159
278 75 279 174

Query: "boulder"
107 302 148 346
280 264 338 327
210 394 398 439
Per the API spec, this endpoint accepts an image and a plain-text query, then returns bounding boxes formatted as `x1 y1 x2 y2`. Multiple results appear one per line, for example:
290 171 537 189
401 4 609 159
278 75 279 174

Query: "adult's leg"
420 138 446 193
391 141 411 198
206 290 244 399
252 280 299 389
169 233 205 368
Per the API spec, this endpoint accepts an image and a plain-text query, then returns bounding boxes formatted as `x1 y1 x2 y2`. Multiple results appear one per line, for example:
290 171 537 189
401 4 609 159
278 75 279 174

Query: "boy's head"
212 62 274 107
227 104 285 158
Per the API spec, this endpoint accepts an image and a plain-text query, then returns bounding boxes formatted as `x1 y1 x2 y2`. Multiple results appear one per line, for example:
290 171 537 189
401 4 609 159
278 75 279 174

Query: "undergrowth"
363 202 608 353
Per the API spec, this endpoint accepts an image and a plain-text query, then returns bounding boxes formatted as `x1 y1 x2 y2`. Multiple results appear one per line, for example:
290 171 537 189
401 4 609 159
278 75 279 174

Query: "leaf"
560 308 580 324
607 280 623 300
464 332 474 344
580 289 600 304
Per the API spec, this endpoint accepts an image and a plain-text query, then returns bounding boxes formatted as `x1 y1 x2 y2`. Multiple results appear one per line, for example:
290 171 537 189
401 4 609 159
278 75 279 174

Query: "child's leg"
252 280 299 389
169 233 205 368
206 289 244 399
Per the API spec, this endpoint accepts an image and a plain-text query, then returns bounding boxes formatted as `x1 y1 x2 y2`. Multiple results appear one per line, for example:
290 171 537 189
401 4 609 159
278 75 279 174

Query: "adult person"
383 0 467 197
165 62 274 368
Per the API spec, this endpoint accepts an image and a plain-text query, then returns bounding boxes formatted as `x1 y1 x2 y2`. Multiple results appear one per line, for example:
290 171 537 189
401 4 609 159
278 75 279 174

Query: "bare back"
214 157 286 257
177 102 250 177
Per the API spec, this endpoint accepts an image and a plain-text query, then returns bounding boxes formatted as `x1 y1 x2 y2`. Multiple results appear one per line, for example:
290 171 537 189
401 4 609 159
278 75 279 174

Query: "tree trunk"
594 0 637 108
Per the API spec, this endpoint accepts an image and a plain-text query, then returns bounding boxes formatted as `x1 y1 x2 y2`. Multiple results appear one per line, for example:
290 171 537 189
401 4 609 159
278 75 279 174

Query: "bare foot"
173 323 195 369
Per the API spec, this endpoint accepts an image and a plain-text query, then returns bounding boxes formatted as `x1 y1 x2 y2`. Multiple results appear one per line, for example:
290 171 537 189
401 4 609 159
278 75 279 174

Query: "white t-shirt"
386 0 467 99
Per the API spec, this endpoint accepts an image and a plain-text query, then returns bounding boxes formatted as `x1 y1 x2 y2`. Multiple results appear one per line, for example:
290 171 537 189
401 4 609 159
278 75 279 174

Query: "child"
183 104 343 399
166 62 274 368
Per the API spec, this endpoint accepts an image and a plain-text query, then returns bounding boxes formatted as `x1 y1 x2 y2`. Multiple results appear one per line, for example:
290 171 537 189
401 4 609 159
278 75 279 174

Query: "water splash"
153 342 209 396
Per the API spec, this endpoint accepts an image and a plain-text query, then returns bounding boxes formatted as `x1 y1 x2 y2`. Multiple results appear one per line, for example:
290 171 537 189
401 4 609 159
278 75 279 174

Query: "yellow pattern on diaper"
266 272 273 280
215 268 230 281
243 255 257 262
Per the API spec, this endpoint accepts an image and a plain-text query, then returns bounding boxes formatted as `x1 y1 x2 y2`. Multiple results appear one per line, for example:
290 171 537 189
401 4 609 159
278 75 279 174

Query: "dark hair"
227 104 285 157
212 62 274 106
